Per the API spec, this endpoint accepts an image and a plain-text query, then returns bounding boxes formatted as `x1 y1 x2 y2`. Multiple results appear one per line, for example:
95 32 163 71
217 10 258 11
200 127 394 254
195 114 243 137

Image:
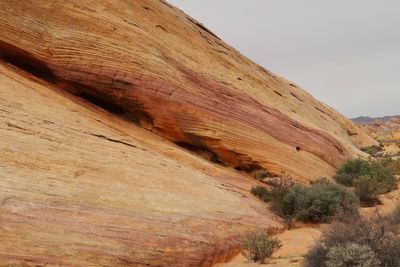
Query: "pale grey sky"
167 0 399 118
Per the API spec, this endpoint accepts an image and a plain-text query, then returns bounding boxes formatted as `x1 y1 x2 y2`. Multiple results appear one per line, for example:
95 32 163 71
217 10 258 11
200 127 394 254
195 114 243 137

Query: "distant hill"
352 115 400 124
353 115 400 144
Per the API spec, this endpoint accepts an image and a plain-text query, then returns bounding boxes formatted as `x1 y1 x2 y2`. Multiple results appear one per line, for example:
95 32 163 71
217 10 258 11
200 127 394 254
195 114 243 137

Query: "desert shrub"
241 229 282 264
335 159 397 204
333 173 354 187
361 145 382 157
353 175 381 206
337 159 371 176
279 180 359 223
326 242 379 267
381 158 400 175
369 161 397 193
269 173 294 202
305 208 400 267
334 159 371 186
250 185 271 202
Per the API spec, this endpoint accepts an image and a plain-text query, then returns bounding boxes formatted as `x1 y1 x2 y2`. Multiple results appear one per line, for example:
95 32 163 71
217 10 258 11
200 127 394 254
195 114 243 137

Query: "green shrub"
279 181 359 223
305 208 400 267
335 159 371 186
353 175 381 205
335 159 397 204
369 161 397 193
326 242 379 267
381 158 400 175
241 229 282 264
337 159 371 176
250 185 271 202
333 173 355 187
361 145 382 157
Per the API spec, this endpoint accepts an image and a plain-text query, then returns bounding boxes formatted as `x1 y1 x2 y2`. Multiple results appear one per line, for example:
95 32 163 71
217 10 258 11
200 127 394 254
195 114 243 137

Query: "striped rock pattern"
0 0 377 266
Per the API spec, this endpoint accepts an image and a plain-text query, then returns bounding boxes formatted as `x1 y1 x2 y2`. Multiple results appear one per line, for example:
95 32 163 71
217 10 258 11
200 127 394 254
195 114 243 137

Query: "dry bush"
241 229 282 264
326 242 379 267
268 172 295 201
305 207 400 267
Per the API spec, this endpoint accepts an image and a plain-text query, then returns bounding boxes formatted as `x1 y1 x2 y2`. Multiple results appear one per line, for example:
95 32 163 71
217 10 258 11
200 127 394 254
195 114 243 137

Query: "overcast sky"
168 0 399 118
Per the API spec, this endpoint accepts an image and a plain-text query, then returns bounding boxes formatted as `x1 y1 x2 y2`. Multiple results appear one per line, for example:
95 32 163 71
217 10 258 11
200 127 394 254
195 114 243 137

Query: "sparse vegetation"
242 229 282 264
305 206 400 267
248 155 400 265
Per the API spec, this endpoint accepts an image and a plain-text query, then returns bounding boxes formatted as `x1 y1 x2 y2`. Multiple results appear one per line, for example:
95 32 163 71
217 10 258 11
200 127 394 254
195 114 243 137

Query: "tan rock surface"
0 0 379 266
0 0 376 182
0 62 283 266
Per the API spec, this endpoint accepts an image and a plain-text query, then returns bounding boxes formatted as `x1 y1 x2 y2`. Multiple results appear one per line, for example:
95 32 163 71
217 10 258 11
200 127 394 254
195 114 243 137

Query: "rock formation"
0 0 377 266
0 0 376 181
0 62 282 266
355 116 400 143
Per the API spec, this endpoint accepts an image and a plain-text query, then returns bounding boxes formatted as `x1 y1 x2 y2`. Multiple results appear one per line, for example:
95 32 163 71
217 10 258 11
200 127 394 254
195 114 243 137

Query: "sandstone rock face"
0 0 377 266
0 62 282 266
0 0 375 181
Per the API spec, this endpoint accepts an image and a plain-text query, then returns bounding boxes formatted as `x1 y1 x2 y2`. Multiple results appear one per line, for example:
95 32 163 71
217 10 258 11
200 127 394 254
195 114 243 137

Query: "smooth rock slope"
0 0 376 181
0 0 377 266
0 62 282 266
